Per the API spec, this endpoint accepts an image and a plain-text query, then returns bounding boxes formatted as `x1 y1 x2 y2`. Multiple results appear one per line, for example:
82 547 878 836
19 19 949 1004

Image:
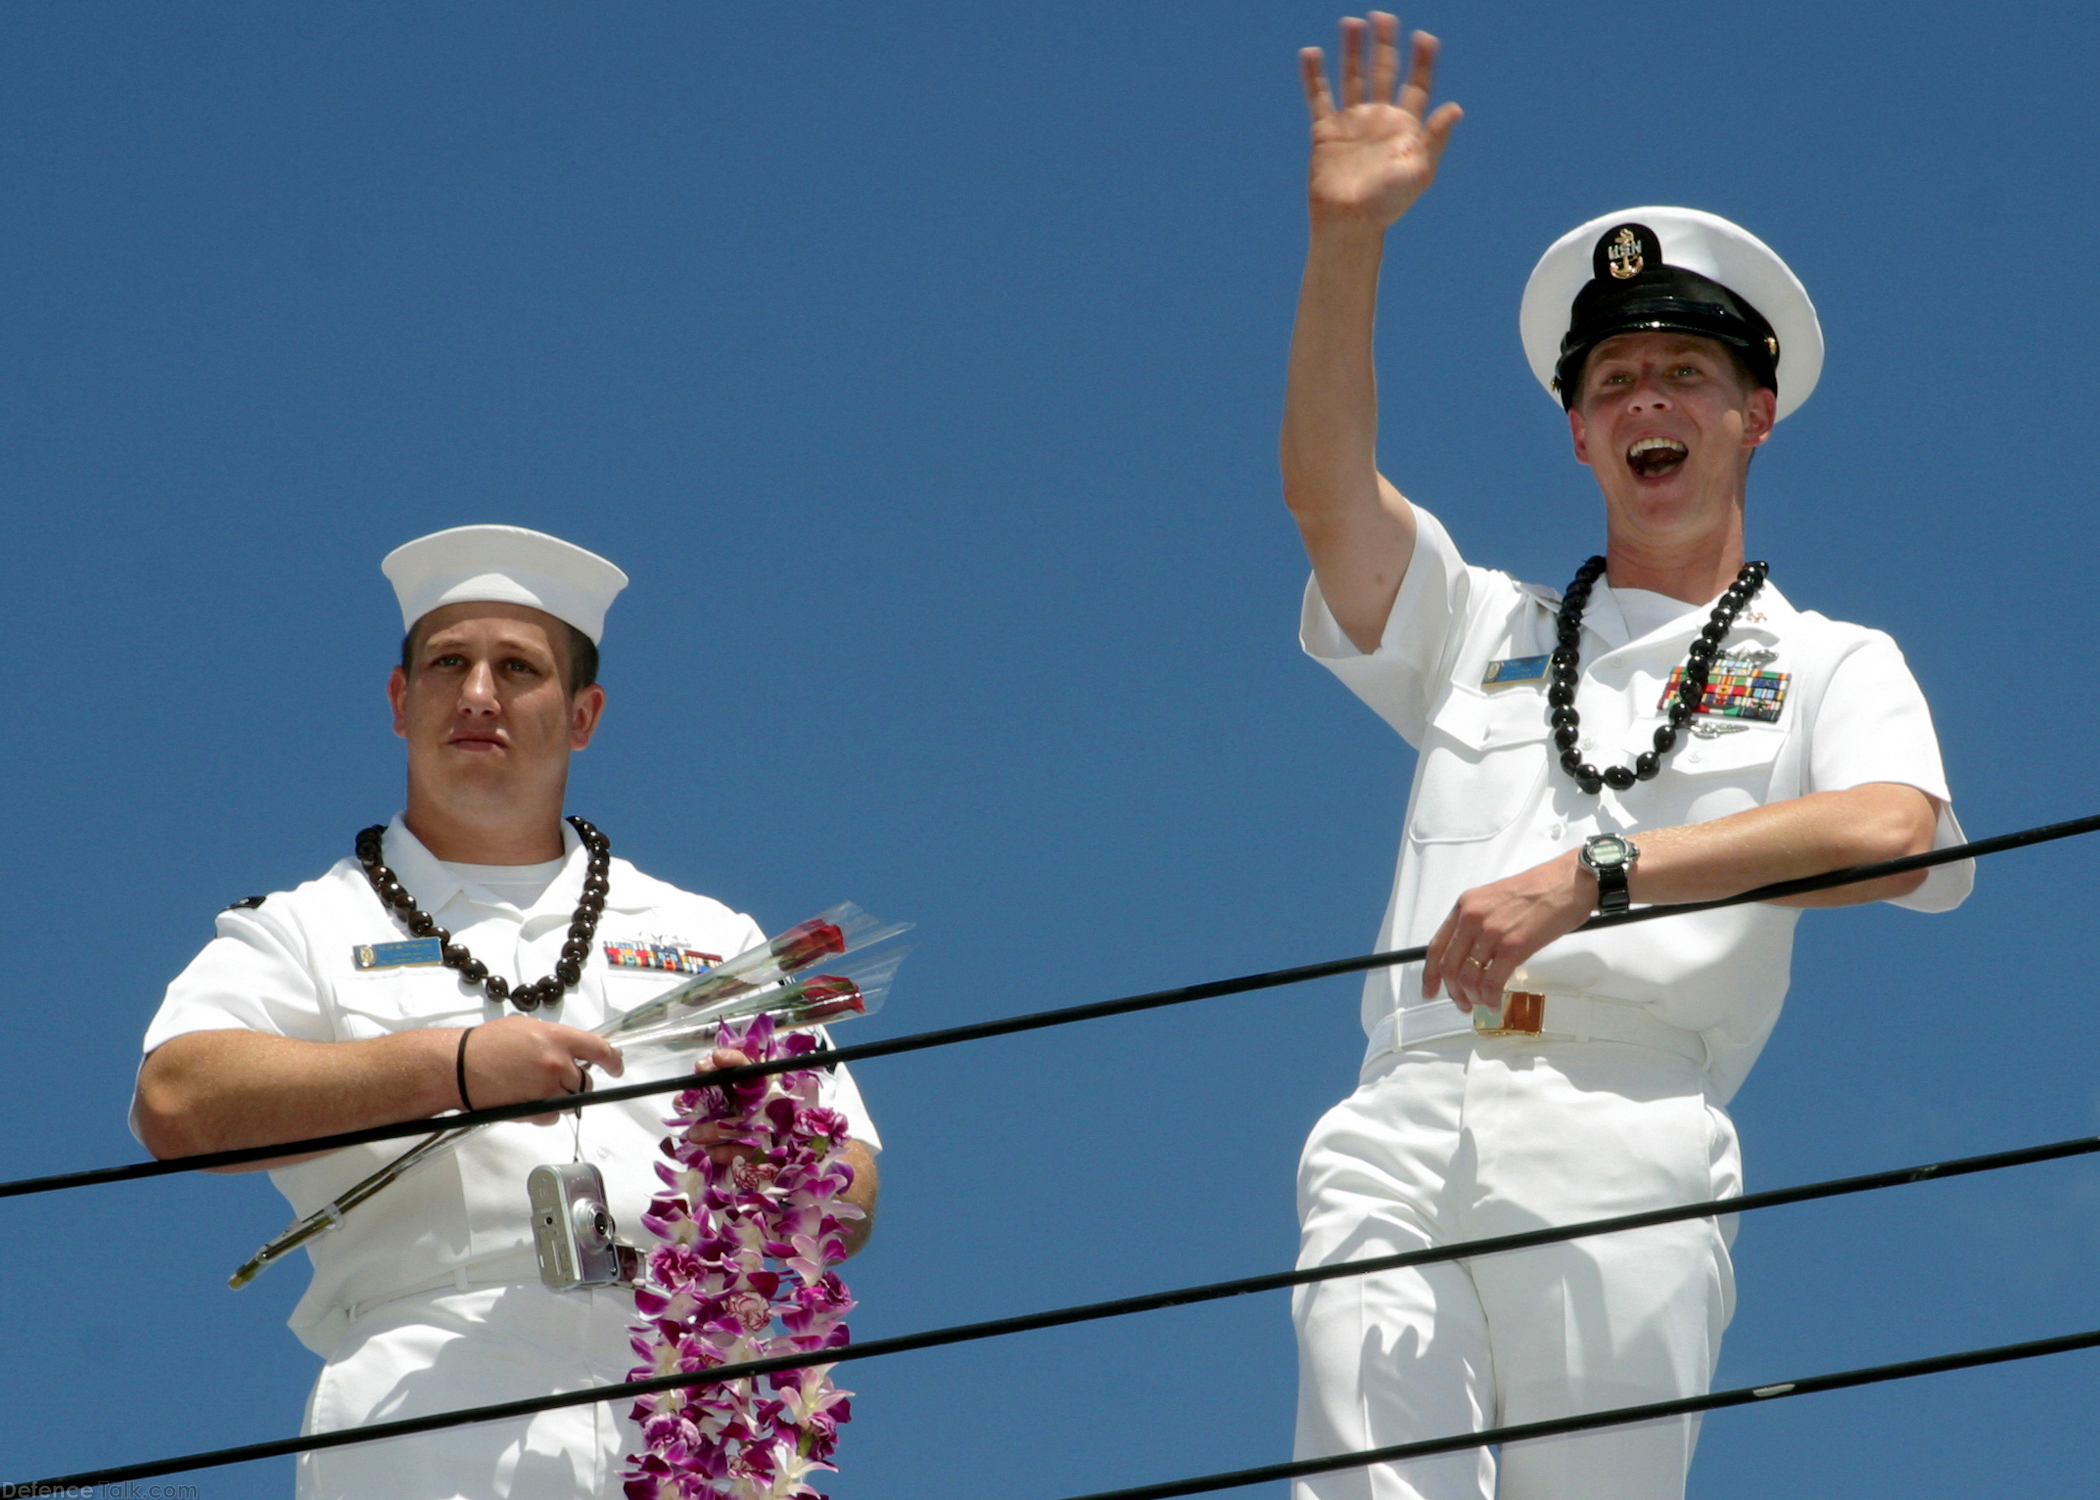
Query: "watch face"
1585 836 1630 869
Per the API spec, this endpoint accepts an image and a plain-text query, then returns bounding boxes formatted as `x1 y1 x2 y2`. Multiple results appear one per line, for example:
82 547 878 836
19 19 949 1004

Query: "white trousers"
1292 1036 1742 1500
298 1283 642 1500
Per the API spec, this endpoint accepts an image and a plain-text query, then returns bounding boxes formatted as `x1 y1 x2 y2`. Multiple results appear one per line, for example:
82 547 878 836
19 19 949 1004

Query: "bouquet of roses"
604 904 909 1052
623 1012 860 1500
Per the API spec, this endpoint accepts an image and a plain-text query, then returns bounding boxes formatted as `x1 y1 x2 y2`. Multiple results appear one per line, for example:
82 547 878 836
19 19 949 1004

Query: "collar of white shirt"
1581 575 1800 657
375 814 654 924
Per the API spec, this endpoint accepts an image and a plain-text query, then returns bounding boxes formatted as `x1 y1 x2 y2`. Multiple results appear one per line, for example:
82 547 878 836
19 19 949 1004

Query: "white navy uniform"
137 816 879 1499
1290 505 1969 1500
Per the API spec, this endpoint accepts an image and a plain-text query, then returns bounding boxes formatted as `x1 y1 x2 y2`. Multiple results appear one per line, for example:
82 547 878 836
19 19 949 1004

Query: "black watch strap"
1593 861 1631 915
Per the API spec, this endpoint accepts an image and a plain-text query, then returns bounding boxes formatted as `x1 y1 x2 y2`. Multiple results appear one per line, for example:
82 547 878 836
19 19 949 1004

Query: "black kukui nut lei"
354 816 612 1013
1550 555 1768 795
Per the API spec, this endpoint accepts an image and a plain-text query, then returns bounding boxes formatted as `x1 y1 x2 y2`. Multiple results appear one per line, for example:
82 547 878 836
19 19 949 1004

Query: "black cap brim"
1554 265 1779 407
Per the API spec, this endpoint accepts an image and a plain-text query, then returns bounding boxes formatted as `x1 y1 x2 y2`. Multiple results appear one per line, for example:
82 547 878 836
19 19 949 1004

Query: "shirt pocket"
1669 722 1788 822
330 969 488 1041
1407 684 1552 844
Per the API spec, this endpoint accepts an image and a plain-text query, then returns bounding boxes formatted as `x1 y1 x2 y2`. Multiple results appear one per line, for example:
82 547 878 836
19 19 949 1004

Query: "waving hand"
1301 14 1462 229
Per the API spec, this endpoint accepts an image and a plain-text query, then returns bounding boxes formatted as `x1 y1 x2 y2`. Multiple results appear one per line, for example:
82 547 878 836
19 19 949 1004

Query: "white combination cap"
1519 206 1825 422
381 525 630 644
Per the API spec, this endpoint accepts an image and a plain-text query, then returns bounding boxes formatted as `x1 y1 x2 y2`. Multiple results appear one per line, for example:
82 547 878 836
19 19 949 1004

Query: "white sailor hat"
381 525 630 644
1519 206 1824 422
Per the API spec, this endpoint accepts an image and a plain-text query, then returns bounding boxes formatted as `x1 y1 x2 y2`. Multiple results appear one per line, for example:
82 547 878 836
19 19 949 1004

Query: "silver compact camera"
528 1162 644 1290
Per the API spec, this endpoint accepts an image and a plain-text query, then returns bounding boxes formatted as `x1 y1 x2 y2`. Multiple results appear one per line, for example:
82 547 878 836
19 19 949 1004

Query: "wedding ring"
1467 956 1490 969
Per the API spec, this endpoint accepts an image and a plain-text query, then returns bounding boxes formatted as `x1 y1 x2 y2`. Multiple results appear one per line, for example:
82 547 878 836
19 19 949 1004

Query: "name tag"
352 938 444 970
603 941 721 975
1481 655 1551 689
1660 666 1791 723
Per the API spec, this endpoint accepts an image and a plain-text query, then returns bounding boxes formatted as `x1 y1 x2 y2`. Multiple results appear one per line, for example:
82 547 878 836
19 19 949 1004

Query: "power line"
19 1124 2097 1488
1046 1324 2100 1500
6 810 2084 1202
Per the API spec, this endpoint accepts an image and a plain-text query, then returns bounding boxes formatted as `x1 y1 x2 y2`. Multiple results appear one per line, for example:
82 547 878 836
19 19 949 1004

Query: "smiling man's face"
1567 331 1776 543
387 601 605 841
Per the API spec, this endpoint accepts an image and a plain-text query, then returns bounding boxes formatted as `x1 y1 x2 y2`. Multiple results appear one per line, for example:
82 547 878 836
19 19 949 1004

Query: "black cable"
20 1125 2098 1488
1049 1325 2100 1500
8 809 2079 1201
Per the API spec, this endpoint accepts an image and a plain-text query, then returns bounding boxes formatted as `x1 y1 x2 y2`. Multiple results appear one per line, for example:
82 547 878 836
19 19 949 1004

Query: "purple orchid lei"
623 1013 860 1500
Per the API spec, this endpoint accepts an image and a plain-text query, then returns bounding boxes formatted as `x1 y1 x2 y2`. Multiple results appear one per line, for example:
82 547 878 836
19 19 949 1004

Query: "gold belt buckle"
1473 990 1545 1038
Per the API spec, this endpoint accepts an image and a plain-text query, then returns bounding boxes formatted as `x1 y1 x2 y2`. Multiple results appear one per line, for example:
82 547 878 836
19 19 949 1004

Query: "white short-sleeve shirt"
1302 505 1971 1101
138 817 880 1355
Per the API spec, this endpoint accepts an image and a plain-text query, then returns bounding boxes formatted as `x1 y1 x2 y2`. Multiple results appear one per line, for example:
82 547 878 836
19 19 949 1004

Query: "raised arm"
1282 14 1461 654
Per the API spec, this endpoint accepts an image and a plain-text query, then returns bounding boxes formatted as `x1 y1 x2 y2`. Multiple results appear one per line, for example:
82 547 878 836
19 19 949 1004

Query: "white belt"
1366 991 1709 1069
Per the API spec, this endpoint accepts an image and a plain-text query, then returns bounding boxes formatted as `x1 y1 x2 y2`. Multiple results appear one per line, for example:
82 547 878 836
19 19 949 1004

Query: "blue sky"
5 2 2097 1494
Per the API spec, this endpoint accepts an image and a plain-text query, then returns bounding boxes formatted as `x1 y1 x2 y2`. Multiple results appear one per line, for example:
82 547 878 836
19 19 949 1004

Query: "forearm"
134 1027 459 1163
1282 223 1385 520
1426 783 1941 1009
1624 783 1940 909
1281 222 1416 653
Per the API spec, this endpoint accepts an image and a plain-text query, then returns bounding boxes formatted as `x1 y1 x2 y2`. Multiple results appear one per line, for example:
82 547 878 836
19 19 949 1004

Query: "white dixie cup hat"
382 525 630 644
1519 206 1825 422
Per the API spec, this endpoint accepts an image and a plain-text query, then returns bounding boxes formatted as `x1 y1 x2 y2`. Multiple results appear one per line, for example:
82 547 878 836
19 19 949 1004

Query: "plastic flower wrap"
623 1013 860 1500
611 947 907 1063
607 904 908 1049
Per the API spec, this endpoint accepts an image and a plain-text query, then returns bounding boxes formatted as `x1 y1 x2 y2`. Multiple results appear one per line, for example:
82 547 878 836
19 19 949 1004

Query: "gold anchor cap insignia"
1607 227 1644 279
1591 222 1659 284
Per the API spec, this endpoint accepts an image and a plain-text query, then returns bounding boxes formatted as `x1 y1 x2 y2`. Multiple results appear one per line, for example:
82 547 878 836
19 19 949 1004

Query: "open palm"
1302 15 1462 227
